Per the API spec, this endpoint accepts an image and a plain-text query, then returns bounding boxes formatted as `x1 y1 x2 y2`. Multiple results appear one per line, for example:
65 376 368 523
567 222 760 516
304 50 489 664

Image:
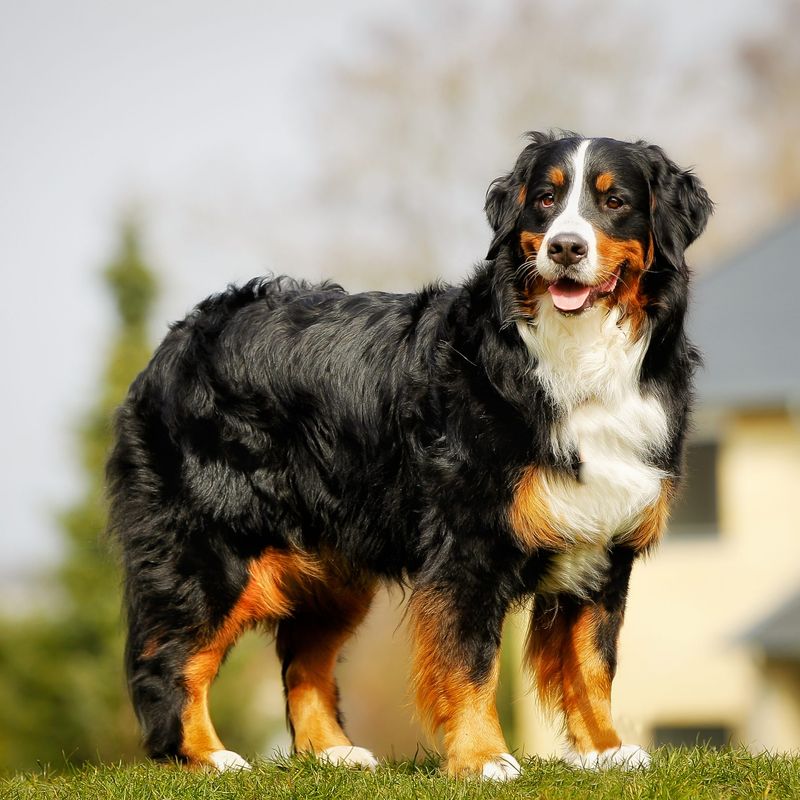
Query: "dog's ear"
485 132 553 260
485 172 521 261
644 144 714 271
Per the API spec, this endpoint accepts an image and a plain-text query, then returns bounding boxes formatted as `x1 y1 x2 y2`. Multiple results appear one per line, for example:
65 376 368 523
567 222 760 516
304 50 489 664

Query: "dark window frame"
668 439 720 538
652 724 732 749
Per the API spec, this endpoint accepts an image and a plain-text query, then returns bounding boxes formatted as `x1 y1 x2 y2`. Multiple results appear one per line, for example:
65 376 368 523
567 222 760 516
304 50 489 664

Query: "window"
668 440 719 537
652 724 731 749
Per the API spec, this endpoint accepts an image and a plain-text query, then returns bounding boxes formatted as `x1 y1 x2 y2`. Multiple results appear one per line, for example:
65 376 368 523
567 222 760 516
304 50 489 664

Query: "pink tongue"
548 280 592 311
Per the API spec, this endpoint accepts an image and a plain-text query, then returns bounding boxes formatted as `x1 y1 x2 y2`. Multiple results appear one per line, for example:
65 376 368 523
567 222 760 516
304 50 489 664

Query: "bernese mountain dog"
107 131 712 779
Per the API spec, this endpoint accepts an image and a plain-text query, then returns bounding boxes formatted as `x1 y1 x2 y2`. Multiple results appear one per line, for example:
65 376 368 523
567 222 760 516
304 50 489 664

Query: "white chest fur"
517 302 670 596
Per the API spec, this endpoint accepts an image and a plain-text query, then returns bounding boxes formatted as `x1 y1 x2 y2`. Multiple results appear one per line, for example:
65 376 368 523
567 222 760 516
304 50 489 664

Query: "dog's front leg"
408 580 520 780
526 546 651 769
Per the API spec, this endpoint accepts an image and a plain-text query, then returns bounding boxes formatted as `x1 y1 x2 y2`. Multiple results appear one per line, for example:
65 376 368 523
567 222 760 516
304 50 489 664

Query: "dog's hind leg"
127 547 319 771
127 609 250 770
276 574 377 769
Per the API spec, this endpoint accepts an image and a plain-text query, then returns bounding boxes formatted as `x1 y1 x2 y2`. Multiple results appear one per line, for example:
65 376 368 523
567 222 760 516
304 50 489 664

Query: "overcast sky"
0 0 768 580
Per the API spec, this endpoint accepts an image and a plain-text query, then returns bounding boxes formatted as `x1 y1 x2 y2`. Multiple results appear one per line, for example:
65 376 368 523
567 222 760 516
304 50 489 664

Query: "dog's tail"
107 392 194 760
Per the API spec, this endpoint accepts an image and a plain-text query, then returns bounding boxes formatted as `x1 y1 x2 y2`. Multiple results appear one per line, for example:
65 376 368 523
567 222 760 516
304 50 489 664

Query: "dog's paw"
481 753 522 781
564 744 651 770
319 745 378 771
209 749 252 772
607 745 651 769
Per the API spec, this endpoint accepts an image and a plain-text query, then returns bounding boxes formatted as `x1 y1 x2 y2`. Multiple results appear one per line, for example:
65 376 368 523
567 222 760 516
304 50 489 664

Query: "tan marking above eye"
517 185 527 205
595 172 614 193
548 167 565 187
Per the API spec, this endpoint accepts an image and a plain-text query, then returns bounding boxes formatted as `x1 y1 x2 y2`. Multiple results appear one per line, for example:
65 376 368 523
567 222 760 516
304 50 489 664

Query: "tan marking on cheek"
509 467 568 551
595 231 648 276
595 230 652 337
519 231 544 260
517 185 527 205
549 166 565 187
517 232 550 317
595 172 614 193
516 287 548 319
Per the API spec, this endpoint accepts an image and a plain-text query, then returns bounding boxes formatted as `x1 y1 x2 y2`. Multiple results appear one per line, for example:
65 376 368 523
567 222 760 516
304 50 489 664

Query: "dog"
107 131 712 779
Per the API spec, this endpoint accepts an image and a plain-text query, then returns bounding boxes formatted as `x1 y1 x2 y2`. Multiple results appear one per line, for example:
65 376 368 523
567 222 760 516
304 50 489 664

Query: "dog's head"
486 132 713 321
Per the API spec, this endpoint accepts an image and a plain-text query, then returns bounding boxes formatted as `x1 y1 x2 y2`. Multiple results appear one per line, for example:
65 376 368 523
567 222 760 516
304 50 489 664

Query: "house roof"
688 213 800 408
741 590 800 660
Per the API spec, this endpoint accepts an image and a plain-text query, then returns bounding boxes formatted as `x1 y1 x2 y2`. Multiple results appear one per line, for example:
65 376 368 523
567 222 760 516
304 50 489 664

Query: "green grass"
2 749 799 800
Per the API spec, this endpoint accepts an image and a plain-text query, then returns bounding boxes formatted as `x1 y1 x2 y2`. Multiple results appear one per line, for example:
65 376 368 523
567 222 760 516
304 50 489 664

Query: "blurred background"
1 0 799 772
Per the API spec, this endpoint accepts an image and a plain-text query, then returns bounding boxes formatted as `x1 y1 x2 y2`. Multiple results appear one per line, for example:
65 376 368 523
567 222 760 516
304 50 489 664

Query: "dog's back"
108 276 466 569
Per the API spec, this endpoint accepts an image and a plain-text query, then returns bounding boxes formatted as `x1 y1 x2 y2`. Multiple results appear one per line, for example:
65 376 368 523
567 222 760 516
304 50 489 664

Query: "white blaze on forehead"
537 139 599 282
562 139 591 219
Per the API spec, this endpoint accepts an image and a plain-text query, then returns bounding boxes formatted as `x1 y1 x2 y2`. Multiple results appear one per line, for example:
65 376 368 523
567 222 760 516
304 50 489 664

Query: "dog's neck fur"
515 298 670 469
516 300 648 411
514 300 670 596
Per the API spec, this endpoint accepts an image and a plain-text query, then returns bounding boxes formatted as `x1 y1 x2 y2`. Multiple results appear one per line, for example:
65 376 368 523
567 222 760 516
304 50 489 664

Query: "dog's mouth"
546 270 620 314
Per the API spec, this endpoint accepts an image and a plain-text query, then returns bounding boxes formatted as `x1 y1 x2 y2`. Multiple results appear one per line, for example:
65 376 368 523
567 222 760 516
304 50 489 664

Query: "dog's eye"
606 196 624 210
539 193 555 208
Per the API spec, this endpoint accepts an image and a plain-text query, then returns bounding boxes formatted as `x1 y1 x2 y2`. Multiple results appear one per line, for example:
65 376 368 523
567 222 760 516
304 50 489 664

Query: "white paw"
481 752 522 781
608 744 651 769
564 744 651 770
209 749 252 771
319 745 378 771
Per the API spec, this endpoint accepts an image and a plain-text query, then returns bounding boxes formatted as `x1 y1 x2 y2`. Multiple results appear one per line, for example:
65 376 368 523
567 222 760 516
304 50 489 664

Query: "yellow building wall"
516 410 800 756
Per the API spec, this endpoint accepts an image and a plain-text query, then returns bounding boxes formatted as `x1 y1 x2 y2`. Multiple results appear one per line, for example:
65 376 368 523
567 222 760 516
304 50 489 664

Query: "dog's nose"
547 234 588 266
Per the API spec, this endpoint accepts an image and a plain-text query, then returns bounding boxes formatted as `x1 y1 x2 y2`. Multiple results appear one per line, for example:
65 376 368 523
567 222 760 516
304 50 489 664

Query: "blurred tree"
0 221 152 768
0 221 280 771
294 0 660 294
738 0 800 213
